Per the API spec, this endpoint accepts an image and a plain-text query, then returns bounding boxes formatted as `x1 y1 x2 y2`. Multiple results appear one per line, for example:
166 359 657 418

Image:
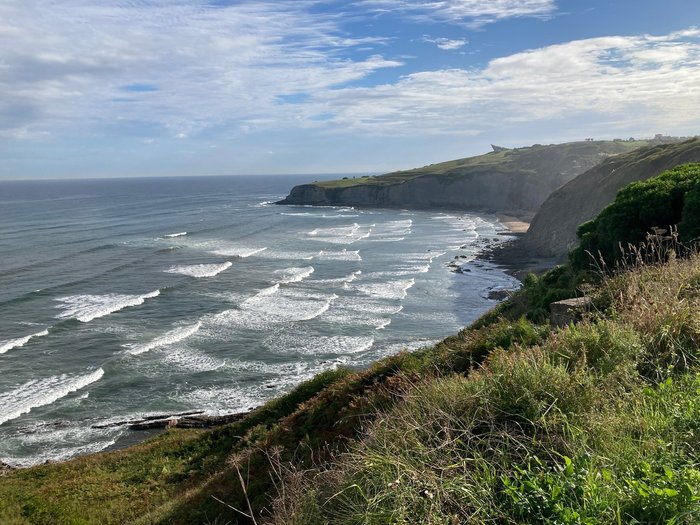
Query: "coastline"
496 212 531 234
477 211 559 280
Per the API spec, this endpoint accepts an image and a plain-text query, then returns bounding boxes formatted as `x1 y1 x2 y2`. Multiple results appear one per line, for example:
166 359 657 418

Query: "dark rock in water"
487 290 510 300
128 411 250 431
174 413 249 429
129 419 174 431
92 410 205 429
459 255 468 259
550 297 593 327
0 461 15 476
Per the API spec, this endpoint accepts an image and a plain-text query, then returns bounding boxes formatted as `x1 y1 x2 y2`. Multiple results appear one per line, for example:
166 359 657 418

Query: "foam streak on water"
125 322 202 355
0 369 104 426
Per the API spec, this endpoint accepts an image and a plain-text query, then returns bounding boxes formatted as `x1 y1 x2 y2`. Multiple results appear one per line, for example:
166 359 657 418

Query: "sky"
2 0 700 179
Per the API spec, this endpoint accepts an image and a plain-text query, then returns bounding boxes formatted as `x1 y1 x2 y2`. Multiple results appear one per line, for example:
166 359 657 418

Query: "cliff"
522 138 700 258
278 140 654 213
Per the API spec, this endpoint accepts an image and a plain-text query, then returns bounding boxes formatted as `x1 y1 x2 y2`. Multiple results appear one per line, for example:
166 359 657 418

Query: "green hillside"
316 140 650 189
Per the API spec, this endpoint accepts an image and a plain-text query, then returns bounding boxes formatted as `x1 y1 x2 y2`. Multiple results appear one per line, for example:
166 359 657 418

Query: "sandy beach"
496 213 531 233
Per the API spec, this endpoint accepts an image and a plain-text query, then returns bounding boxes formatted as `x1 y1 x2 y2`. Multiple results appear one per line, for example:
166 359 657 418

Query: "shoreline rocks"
91 410 250 431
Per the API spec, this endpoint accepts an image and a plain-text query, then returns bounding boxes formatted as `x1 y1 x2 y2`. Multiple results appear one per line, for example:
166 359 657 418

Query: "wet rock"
128 411 250 431
0 461 15 476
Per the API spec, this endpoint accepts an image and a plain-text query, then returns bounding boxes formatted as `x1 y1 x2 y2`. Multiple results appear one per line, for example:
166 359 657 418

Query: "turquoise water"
0 175 519 466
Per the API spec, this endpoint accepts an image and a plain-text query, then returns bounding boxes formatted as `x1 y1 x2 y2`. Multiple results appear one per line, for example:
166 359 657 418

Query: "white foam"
370 236 405 242
375 319 392 330
404 251 446 264
161 348 227 372
275 266 314 284
353 278 415 300
55 290 160 323
164 232 187 238
307 223 371 244
180 386 265 415
210 245 267 258
321 299 403 329
262 250 316 261
209 290 337 331
365 264 430 278
0 329 49 355
165 262 232 278
0 369 104 426
266 335 374 356
179 357 350 414
315 249 362 261
2 425 119 468
309 270 362 286
342 301 404 315
371 219 413 240
125 322 202 355
256 284 280 297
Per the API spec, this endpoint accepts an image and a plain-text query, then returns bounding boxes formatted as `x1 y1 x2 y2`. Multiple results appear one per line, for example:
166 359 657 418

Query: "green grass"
315 140 651 190
266 255 700 524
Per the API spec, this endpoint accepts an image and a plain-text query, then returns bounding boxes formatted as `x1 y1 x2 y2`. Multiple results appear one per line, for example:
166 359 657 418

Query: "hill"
522 138 700 259
278 140 654 213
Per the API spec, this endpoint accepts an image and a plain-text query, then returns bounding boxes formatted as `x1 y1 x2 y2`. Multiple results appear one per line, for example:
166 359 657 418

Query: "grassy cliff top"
315 139 652 189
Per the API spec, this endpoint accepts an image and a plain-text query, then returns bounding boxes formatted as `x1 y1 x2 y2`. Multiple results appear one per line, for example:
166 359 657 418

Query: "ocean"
0 175 519 466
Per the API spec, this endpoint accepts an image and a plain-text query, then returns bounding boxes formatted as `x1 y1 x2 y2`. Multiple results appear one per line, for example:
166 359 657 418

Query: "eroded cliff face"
522 138 700 258
281 171 564 213
278 140 653 214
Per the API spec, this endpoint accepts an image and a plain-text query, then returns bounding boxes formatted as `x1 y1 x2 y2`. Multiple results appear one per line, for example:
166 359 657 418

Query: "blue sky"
1 0 700 179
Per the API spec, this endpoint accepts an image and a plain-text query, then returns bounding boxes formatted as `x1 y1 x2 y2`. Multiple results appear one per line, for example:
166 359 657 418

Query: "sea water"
0 175 519 466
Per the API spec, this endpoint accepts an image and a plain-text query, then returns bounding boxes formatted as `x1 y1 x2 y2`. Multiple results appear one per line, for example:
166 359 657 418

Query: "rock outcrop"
522 138 700 259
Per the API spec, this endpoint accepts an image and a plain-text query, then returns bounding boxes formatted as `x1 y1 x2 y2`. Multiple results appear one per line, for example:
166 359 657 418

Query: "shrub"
570 163 700 271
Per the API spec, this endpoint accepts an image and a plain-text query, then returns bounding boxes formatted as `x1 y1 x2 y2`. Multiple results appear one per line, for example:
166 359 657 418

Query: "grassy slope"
270 255 700 524
315 140 650 189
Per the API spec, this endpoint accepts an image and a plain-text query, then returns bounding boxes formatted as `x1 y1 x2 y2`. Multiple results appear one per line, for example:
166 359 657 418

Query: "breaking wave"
55 290 160 323
0 329 50 355
0 369 104 426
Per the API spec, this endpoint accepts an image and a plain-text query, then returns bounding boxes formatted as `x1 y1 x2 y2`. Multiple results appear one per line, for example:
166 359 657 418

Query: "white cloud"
422 36 468 50
1 1 698 170
360 0 557 26
0 1 399 140
312 30 700 137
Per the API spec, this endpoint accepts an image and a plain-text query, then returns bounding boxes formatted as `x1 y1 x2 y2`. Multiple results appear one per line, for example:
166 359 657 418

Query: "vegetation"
315 140 651 189
571 163 700 270
267 247 700 525
3 163 700 524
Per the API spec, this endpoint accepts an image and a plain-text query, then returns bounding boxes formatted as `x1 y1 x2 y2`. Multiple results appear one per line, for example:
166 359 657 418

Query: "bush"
570 163 700 271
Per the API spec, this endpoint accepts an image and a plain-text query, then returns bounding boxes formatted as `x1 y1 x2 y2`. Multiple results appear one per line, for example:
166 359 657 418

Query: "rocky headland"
277 140 656 214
